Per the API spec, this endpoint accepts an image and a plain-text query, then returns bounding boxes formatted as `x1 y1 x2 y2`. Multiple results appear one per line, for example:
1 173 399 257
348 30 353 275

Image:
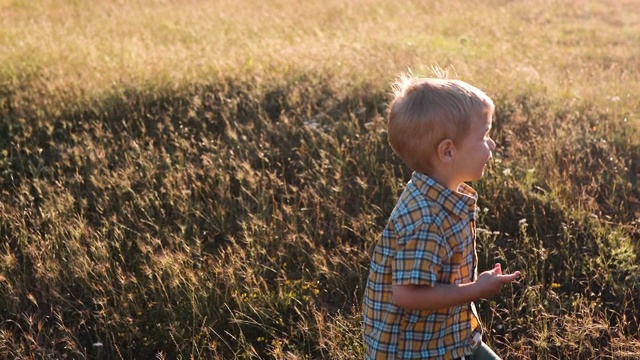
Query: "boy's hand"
474 263 521 299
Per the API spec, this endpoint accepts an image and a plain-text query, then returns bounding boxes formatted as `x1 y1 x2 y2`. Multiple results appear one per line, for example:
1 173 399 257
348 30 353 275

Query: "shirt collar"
411 172 478 219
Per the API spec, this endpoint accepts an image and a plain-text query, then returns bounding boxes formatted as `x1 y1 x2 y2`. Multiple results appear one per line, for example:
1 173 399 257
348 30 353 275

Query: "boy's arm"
393 263 520 311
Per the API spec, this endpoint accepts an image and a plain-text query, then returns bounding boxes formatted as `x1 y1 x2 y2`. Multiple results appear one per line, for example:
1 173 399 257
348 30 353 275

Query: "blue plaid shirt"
362 172 481 359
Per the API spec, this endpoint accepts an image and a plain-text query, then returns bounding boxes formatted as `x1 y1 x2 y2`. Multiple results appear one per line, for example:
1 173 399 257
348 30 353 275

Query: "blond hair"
387 74 494 172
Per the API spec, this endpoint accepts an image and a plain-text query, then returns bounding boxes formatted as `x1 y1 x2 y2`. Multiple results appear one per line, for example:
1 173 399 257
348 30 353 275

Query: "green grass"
1 0 639 359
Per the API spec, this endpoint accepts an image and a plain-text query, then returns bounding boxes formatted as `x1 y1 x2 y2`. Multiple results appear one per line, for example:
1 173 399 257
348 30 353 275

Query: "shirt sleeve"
392 216 450 287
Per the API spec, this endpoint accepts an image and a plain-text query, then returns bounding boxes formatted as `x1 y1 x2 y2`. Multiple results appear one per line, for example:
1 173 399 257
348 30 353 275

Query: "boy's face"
454 112 496 183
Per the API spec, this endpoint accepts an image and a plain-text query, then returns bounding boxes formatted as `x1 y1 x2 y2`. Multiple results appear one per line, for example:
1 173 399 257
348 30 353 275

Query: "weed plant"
1 0 639 359
1 72 639 359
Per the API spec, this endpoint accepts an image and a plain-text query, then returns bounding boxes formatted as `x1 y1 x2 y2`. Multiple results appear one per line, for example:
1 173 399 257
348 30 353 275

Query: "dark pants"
459 342 501 360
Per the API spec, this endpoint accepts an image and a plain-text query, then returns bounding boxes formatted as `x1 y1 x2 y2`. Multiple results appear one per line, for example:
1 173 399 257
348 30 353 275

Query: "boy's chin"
462 169 487 183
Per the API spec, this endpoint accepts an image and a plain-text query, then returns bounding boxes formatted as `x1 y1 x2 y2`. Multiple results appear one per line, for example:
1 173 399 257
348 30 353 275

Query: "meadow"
1 0 639 358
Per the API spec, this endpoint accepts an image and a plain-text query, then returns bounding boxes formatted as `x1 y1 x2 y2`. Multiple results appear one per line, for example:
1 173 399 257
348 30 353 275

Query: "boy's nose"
489 137 496 150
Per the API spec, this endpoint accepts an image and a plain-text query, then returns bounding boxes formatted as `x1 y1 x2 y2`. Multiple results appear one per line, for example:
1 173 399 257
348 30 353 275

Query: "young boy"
362 74 521 359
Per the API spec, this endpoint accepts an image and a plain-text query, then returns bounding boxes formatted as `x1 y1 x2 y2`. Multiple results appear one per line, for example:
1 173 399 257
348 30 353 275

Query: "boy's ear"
436 139 455 164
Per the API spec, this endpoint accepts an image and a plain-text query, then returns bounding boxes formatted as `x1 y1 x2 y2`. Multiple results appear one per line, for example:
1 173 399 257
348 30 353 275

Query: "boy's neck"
422 169 462 192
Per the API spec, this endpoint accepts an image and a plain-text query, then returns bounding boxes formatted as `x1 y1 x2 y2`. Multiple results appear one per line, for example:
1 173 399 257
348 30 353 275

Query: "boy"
362 74 521 359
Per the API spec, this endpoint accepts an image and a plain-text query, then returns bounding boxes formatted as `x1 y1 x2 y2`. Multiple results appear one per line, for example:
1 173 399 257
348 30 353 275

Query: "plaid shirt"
363 172 481 359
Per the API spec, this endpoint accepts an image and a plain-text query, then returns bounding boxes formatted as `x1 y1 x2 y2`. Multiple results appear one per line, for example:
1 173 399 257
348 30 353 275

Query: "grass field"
1 0 639 359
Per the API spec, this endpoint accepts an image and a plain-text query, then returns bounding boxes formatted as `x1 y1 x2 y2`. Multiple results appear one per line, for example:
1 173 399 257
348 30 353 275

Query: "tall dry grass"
1 0 639 359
